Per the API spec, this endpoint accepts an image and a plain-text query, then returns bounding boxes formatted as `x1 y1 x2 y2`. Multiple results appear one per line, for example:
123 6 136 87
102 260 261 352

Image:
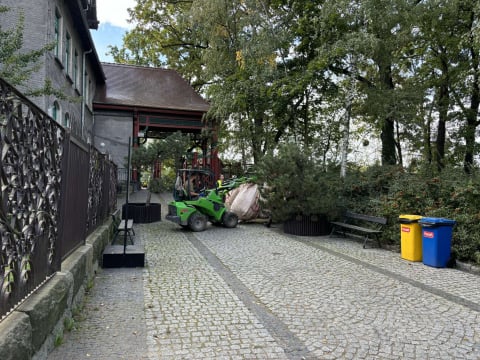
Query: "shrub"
255 148 479 265
257 143 341 222
149 172 176 193
340 164 480 265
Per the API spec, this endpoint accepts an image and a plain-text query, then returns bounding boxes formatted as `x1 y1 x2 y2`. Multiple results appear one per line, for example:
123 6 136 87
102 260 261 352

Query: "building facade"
93 63 213 172
0 0 104 143
1 0 216 176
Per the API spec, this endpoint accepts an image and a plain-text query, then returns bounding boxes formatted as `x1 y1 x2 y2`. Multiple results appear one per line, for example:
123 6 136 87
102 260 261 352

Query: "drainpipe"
82 49 93 140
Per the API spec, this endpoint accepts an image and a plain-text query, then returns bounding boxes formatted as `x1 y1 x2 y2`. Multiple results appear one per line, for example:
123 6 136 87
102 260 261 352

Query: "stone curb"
456 260 480 275
0 219 114 360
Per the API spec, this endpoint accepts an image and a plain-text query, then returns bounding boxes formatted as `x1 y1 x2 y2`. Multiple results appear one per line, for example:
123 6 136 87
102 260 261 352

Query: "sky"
90 0 137 63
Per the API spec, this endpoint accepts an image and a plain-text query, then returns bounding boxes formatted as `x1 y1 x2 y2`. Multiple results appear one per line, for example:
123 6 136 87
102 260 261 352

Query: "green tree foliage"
113 0 480 173
0 6 55 93
109 0 205 86
112 0 341 163
114 1 480 263
131 132 190 204
409 1 480 171
131 132 190 178
256 143 342 222
342 165 480 264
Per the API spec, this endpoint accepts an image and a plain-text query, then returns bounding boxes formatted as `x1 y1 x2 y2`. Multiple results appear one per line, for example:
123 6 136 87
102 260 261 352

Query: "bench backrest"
344 211 387 225
111 209 121 224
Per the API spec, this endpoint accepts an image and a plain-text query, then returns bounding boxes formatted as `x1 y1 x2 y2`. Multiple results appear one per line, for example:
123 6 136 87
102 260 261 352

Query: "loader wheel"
188 212 207 232
222 211 238 228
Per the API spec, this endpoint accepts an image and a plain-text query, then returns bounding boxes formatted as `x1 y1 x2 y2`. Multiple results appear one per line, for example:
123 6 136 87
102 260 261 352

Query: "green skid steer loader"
165 169 254 232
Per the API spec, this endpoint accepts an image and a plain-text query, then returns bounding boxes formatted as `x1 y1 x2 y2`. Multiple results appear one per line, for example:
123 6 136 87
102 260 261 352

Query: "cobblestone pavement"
49 191 480 359
47 266 148 360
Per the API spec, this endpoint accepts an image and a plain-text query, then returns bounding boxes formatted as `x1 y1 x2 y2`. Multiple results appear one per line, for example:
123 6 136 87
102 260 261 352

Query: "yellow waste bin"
399 215 423 261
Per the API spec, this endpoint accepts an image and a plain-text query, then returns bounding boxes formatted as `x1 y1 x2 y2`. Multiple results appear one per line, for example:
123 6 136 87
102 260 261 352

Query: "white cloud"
96 0 137 29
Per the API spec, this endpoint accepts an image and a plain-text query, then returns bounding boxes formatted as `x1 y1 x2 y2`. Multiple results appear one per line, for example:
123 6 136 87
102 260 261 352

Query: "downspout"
82 49 93 140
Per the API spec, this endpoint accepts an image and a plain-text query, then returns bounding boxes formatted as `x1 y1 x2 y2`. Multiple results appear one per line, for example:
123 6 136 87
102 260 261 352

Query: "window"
63 113 70 128
64 32 71 74
51 101 60 122
54 10 61 58
88 78 92 107
73 50 79 88
84 72 93 107
84 72 89 102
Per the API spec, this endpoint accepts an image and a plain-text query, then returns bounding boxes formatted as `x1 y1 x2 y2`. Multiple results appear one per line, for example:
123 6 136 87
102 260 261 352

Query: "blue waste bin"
419 217 456 268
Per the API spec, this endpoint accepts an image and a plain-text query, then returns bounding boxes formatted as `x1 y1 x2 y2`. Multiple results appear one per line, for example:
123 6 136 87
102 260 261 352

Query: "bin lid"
399 214 422 220
419 217 456 226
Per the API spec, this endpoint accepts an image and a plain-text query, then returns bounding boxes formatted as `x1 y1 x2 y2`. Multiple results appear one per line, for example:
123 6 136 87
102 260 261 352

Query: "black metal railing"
58 136 90 259
86 146 117 236
0 78 117 319
117 167 138 193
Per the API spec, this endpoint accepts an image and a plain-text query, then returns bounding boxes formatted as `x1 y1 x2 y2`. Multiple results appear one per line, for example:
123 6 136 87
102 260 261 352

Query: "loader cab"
173 169 215 201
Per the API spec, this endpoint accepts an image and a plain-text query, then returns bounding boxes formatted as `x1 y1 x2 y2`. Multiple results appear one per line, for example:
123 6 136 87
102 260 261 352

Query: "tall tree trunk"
395 120 403 167
250 115 264 165
463 35 480 173
378 61 397 165
381 117 396 165
424 111 432 165
340 95 351 178
304 90 309 150
341 68 355 178
436 70 449 170
463 93 479 174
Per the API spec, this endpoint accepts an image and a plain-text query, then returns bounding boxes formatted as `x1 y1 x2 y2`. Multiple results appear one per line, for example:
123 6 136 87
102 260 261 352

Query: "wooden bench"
112 209 135 245
330 210 387 248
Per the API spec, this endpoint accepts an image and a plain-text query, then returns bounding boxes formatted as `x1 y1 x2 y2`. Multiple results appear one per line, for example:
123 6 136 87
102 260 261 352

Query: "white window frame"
63 112 70 128
64 32 71 75
54 9 62 59
84 72 89 105
51 101 61 123
73 50 79 89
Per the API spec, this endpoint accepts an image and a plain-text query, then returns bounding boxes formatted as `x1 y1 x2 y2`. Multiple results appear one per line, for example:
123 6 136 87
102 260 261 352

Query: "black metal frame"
0 78 117 320
330 211 387 248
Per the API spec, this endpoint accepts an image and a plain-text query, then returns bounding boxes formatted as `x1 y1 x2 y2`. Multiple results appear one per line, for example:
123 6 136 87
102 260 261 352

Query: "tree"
113 0 331 164
0 6 55 94
109 0 207 88
256 142 341 222
130 132 190 205
115 0 480 171
319 1 424 166
407 1 480 172
453 1 480 173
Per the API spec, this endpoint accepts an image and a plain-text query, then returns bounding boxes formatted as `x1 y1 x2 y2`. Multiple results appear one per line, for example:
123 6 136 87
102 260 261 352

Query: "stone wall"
0 218 114 360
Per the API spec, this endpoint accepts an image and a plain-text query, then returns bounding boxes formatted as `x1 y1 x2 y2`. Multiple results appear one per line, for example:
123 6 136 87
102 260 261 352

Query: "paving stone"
48 191 480 360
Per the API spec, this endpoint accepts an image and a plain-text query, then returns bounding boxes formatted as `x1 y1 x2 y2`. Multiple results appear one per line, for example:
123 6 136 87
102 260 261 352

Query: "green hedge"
256 143 479 265
341 166 480 265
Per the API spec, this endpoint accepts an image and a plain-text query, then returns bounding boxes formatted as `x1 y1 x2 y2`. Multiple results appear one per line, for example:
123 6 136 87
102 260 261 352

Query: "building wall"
93 110 135 169
0 0 101 143
0 0 48 108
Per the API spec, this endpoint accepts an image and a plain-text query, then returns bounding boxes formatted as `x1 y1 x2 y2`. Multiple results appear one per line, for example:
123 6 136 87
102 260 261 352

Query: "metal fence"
117 168 129 193
0 78 117 320
117 167 138 193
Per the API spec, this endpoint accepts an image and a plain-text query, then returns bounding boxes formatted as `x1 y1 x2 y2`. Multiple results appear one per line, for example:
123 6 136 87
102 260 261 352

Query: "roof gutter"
93 103 208 117
71 0 105 82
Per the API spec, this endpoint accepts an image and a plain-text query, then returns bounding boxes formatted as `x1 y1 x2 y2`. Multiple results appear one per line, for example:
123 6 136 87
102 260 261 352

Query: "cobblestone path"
49 192 480 359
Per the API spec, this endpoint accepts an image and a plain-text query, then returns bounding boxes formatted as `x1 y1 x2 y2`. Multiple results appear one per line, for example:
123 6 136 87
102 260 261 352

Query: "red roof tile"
94 63 209 113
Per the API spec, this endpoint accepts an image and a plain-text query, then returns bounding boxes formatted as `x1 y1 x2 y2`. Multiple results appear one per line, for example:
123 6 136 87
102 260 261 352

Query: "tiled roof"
94 63 210 113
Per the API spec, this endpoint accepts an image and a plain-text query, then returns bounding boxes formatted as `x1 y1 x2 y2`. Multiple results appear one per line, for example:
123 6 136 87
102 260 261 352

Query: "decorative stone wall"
0 218 114 360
